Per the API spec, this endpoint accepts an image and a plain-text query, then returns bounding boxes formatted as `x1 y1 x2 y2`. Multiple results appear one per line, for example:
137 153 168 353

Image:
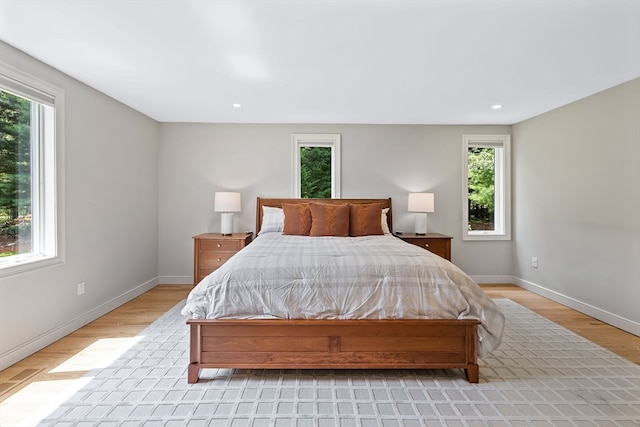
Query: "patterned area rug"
37 299 640 426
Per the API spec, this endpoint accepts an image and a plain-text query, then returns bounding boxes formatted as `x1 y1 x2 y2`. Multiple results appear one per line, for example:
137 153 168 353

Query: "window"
0 64 63 275
462 134 511 240
292 133 341 198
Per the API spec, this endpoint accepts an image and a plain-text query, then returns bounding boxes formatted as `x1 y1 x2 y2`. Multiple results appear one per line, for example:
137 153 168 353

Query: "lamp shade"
214 192 241 212
407 193 434 213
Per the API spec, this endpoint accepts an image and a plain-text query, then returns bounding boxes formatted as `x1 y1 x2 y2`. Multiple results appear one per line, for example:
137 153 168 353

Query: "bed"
183 198 504 383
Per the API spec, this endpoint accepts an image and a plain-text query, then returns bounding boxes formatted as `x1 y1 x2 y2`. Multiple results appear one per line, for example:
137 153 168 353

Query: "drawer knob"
217 243 221 248
424 243 429 248
217 258 222 262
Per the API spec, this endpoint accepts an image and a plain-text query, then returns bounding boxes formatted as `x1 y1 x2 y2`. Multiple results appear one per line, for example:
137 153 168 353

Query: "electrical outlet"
531 257 538 268
77 282 85 295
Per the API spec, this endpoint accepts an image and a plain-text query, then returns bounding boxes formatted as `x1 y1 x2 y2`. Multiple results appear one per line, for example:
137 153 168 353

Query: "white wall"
0 42 160 369
158 123 513 284
512 78 640 334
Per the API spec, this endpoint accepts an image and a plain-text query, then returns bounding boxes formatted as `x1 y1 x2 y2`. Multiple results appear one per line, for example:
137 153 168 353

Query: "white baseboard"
0 277 159 371
158 275 193 285
470 275 514 284
513 276 640 337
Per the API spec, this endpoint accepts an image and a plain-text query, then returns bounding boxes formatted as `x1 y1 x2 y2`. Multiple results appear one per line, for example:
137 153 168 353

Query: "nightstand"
193 233 252 285
395 232 453 261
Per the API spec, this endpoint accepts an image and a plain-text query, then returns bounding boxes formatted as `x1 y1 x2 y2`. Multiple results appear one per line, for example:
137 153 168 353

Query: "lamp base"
414 213 428 235
221 212 234 235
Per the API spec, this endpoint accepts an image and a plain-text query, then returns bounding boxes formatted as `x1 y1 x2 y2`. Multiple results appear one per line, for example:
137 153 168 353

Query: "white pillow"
259 206 284 234
381 207 391 234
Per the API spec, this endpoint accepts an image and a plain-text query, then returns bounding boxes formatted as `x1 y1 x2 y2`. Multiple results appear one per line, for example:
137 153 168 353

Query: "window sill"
462 232 511 241
0 254 63 278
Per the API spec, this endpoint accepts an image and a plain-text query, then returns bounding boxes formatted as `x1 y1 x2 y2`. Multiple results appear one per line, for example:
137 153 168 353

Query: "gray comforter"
182 233 504 357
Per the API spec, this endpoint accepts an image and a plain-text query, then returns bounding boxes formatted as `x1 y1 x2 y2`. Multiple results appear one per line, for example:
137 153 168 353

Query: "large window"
462 134 511 240
292 133 341 198
0 64 63 274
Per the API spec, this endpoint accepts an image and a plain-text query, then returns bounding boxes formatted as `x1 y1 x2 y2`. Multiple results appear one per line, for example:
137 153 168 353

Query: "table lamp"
407 193 434 235
214 192 241 235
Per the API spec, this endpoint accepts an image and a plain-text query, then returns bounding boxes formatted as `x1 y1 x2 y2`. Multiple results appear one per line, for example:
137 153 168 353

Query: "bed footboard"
187 318 480 384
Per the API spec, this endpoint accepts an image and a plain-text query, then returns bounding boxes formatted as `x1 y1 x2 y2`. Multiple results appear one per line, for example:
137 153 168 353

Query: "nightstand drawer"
395 233 453 261
197 257 229 280
198 252 236 268
200 239 242 251
403 238 448 258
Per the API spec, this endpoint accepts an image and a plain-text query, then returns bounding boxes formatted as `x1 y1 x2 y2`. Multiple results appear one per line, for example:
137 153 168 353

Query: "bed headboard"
256 197 393 234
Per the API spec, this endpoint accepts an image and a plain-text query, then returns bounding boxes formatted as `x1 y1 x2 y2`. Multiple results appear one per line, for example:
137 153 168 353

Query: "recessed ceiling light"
492 104 503 110
232 103 242 108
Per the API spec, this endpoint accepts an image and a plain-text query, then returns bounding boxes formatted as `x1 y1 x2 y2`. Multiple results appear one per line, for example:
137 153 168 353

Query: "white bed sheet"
181 233 504 357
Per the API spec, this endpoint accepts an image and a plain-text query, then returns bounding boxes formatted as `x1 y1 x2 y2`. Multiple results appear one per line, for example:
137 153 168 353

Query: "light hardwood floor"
0 284 638 426
482 284 639 363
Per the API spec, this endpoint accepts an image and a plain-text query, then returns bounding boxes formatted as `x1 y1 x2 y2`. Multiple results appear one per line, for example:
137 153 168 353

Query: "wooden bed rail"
188 318 480 383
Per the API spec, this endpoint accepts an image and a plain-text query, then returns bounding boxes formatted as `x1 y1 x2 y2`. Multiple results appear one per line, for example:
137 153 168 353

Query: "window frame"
462 134 511 241
0 62 65 276
292 133 341 198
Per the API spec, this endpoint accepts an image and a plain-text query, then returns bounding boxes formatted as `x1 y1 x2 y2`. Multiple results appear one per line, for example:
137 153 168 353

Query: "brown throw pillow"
349 203 384 236
309 203 350 237
282 203 312 235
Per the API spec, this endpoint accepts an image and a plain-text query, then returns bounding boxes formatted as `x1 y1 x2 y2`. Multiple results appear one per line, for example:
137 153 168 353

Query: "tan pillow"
350 203 384 236
381 207 391 234
309 203 350 237
282 203 312 235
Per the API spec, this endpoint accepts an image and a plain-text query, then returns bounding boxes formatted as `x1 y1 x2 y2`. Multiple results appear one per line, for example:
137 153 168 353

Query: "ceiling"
1 0 638 125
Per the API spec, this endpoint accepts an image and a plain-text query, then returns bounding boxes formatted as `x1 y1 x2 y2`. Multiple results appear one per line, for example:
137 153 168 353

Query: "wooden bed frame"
187 198 480 383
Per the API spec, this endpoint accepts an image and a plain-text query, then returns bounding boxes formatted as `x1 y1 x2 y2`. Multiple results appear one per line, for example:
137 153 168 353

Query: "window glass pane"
0 90 33 258
300 146 332 198
467 146 495 232
292 133 340 198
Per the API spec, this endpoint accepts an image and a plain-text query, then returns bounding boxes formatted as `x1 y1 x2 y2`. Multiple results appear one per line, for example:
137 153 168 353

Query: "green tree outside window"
467 147 495 231
300 146 332 198
0 90 32 257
